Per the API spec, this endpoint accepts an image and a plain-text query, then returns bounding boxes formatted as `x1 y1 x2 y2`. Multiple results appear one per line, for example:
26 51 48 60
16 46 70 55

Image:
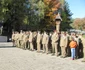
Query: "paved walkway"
0 46 85 70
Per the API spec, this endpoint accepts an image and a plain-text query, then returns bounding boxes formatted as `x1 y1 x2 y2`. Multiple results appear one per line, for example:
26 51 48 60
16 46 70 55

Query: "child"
69 38 77 60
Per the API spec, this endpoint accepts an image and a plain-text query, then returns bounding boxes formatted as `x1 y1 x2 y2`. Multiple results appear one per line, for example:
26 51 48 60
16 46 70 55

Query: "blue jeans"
71 48 75 59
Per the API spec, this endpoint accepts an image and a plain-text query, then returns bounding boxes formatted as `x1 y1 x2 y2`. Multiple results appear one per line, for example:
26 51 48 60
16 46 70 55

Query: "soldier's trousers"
66 46 71 56
61 46 66 57
22 41 27 49
12 40 15 46
37 43 40 52
83 47 85 60
15 40 19 48
43 44 48 54
30 42 34 50
15 40 17 47
19 40 23 48
52 43 58 55
75 46 79 58
27 41 30 49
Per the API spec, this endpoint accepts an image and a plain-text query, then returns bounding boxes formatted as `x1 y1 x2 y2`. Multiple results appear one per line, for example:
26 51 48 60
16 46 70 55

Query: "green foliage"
61 1 72 31
0 0 29 31
0 0 72 33
27 0 46 30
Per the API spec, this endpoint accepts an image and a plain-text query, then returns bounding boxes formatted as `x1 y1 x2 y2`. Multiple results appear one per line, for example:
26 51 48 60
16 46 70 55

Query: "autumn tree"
43 0 62 30
72 18 85 30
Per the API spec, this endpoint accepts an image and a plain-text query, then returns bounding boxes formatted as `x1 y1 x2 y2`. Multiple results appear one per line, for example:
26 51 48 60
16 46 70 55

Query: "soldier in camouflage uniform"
12 31 15 47
29 31 34 51
15 31 19 48
51 31 59 56
42 31 49 54
19 30 23 48
60 32 68 58
81 34 85 62
36 31 41 52
22 31 29 50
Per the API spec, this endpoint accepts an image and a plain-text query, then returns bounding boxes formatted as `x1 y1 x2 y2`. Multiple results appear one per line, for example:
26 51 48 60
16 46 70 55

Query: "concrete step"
0 42 13 47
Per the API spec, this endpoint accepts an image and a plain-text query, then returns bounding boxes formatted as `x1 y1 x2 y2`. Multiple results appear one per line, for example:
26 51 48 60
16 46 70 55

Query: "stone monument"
55 13 62 32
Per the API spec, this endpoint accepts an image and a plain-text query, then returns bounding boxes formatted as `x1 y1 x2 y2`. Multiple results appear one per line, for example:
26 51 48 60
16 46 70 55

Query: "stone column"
56 21 61 33
55 13 62 32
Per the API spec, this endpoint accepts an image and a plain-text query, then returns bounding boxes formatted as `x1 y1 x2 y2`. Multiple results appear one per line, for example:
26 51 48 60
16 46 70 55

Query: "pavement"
0 43 85 70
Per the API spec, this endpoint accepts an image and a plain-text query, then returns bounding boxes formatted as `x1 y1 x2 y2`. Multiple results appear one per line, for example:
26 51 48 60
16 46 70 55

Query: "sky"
66 0 85 18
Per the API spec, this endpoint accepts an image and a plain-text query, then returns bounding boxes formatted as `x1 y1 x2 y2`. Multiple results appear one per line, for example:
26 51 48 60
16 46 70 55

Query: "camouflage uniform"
51 31 59 56
42 32 49 54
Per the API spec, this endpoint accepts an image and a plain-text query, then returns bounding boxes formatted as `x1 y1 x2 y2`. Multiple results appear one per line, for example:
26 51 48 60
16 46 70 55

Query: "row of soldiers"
12 30 85 62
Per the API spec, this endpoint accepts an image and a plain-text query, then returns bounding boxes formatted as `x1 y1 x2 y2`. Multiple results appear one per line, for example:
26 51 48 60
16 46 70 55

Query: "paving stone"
0 47 85 70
